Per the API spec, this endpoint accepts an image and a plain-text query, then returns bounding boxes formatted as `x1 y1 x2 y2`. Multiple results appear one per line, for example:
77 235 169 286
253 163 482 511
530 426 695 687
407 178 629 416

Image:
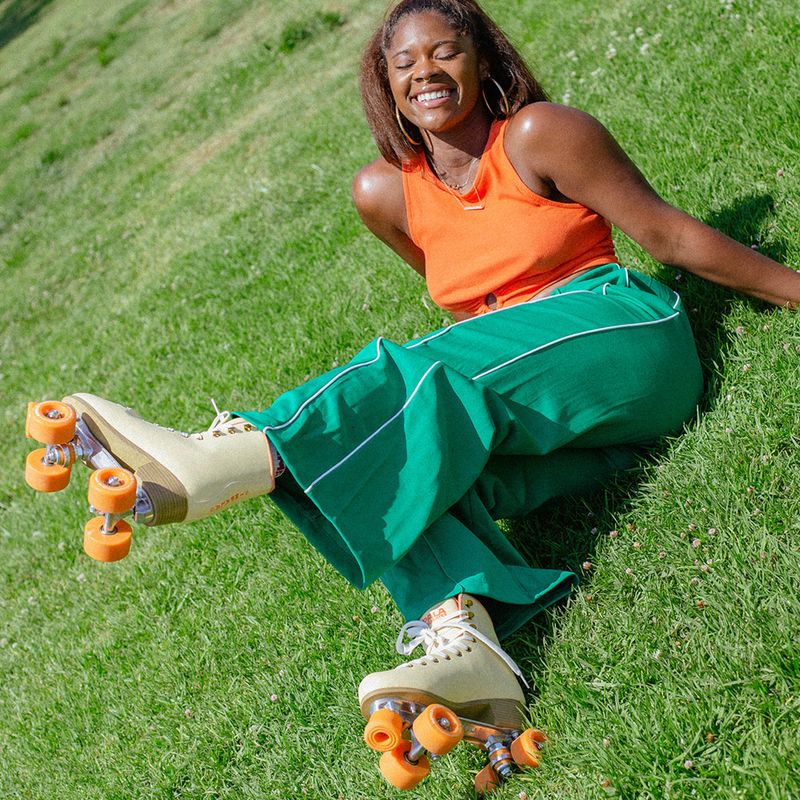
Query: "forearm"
665 214 800 308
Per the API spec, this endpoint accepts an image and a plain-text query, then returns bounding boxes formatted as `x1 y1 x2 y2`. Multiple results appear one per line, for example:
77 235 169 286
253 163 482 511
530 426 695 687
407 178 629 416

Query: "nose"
414 58 439 83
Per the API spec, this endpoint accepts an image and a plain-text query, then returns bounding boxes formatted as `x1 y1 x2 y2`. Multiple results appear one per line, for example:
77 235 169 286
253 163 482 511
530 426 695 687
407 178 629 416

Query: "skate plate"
25 400 153 561
364 698 545 793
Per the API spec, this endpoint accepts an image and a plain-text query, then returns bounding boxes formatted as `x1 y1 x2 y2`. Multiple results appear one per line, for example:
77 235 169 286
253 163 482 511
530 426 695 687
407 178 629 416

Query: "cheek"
387 73 409 106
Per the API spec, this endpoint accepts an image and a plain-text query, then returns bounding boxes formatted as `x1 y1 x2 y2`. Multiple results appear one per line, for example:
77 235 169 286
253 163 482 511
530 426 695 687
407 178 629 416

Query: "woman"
28 0 800 777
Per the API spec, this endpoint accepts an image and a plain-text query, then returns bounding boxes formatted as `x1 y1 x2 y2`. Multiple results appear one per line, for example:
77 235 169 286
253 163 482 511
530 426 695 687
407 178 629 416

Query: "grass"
1 0 799 798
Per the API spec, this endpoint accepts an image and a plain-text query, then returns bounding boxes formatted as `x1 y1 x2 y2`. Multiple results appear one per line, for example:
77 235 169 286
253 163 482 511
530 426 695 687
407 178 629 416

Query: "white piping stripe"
304 360 443 494
406 289 597 350
672 291 681 309
266 287 600 432
264 337 385 433
275 266 684 491
471 311 681 381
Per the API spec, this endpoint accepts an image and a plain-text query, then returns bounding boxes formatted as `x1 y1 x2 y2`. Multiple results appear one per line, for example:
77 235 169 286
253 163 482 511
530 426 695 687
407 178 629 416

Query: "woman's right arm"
352 159 426 277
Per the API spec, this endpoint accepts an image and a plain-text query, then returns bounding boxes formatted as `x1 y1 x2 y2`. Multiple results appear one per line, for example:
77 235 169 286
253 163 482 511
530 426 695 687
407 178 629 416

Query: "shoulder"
505 102 610 160
352 158 405 212
351 157 426 274
352 156 410 234
503 103 633 198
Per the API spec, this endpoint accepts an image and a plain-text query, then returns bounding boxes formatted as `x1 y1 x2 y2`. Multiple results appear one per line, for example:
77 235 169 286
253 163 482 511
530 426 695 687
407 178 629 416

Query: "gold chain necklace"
431 155 478 190
428 155 485 211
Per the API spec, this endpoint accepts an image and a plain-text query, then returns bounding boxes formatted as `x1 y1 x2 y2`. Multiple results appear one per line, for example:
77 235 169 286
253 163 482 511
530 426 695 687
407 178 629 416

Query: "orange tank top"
402 118 618 315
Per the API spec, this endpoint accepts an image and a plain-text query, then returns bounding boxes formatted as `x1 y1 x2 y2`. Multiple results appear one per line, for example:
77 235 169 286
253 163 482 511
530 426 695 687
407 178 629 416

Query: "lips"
412 87 454 107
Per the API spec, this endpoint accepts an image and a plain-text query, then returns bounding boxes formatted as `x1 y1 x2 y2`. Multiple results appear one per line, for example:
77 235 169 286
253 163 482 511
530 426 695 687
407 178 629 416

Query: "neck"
422 110 493 172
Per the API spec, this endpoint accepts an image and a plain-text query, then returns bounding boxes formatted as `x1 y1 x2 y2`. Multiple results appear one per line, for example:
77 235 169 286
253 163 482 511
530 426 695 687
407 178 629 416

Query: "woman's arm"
506 103 800 307
352 158 426 277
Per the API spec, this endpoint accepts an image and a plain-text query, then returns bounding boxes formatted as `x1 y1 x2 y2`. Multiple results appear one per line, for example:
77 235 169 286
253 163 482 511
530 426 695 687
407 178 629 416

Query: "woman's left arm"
508 103 800 307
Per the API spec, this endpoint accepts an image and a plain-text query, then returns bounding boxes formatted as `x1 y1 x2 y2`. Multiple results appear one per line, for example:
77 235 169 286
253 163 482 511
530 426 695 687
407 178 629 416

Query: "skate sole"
360 687 523 730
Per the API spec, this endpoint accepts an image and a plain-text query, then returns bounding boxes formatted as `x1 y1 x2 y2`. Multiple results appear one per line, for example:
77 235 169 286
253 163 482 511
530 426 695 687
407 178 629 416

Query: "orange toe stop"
474 763 500 794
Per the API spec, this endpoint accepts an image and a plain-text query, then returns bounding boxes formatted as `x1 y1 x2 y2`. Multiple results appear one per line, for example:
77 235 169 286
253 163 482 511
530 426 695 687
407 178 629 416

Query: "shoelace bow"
206 399 233 433
395 609 529 688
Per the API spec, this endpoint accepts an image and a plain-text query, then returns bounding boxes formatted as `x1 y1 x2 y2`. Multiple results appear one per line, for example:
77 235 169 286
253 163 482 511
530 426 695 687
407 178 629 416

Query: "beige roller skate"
25 394 276 562
359 594 546 793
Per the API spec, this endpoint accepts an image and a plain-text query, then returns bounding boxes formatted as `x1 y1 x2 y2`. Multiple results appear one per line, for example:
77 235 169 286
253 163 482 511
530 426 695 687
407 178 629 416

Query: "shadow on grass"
501 192 788 684
0 0 54 50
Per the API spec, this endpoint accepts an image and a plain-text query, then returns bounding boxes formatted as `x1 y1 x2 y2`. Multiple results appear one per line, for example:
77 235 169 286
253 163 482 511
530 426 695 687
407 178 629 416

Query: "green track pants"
237 264 703 638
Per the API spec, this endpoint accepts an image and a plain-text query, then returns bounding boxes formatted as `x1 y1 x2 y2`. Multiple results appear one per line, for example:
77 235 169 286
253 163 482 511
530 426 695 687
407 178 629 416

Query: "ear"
478 57 490 81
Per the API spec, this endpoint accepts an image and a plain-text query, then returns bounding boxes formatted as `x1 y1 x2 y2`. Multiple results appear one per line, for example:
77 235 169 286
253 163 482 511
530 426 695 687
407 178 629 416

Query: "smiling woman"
360 0 547 169
24 0 800 794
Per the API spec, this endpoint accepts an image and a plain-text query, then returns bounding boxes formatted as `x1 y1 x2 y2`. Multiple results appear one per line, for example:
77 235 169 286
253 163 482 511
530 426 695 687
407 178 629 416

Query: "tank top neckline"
419 119 504 202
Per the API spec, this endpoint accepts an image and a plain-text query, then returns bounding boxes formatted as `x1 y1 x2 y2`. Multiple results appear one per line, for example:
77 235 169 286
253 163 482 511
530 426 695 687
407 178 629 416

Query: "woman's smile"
411 87 455 109
387 11 485 134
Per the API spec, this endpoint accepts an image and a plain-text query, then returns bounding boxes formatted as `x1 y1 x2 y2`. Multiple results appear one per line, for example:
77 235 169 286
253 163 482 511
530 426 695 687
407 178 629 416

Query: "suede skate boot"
62 393 276 526
358 594 527 730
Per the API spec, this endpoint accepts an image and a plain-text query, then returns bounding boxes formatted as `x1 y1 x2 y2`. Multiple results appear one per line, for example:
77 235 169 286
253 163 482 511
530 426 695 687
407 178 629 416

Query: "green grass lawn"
1 0 799 798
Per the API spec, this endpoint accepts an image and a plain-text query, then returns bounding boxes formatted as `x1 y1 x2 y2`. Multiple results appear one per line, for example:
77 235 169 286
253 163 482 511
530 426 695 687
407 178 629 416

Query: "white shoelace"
155 400 240 439
206 399 234 433
395 609 529 688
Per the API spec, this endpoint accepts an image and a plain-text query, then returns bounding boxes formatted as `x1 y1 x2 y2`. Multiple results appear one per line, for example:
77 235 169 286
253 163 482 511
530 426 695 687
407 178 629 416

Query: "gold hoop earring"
395 105 421 146
482 76 511 117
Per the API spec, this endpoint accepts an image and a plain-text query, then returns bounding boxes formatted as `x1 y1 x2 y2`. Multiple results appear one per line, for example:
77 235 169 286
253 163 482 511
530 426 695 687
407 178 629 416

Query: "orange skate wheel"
26 401 77 444
364 708 405 752
379 741 430 790
474 763 501 794
88 467 137 514
510 728 546 768
25 448 71 492
83 516 132 562
411 703 464 755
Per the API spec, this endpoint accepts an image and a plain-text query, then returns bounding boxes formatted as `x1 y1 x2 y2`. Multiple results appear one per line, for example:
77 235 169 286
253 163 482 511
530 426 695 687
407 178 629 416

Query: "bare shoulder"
506 102 608 157
352 157 406 225
351 156 424 273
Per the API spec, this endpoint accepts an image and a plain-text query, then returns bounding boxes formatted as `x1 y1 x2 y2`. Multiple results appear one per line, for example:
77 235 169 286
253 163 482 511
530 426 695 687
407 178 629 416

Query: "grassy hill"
1 0 799 798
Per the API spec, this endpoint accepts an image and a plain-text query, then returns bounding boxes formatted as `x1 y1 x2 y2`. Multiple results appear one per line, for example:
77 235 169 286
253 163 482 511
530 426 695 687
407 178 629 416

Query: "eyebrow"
390 38 463 58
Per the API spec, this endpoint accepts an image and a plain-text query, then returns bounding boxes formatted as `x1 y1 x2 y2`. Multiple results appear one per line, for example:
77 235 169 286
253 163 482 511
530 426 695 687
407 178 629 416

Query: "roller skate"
25 394 276 562
359 594 546 794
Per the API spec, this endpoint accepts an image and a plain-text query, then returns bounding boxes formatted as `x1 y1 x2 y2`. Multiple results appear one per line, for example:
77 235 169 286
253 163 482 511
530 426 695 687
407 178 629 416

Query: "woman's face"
386 11 486 136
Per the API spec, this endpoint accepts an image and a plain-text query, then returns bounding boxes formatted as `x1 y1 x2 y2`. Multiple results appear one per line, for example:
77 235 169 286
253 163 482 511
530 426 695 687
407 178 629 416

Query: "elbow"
638 207 695 267
634 224 681 266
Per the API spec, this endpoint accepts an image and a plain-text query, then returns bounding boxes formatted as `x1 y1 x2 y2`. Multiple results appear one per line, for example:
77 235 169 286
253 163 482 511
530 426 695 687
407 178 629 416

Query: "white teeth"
415 90 451 102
